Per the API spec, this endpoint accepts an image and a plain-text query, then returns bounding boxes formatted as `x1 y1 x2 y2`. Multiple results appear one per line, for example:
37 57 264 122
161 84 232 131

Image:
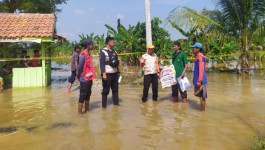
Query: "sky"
56 0 216 42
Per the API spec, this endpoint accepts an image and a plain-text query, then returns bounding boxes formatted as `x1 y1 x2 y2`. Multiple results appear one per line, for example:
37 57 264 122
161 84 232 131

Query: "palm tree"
105 20 145 64
167 0 265 74
78 33 105 54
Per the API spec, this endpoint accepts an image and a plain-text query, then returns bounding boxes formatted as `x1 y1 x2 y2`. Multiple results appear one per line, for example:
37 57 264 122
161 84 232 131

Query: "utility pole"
144 0 152 47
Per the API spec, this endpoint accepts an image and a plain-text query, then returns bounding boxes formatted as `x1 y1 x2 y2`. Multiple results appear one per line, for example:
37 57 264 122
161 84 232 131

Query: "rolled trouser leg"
112 92 119 106
102 94 108 108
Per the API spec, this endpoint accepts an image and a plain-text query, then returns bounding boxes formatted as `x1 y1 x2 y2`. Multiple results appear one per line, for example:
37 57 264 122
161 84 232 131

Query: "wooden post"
47 43 52 86
41 43 46 87
3 43 8 64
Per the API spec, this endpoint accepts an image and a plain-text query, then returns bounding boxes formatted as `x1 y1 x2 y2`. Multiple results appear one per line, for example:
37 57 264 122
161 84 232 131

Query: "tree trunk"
240 29 250 74
253 52 256 61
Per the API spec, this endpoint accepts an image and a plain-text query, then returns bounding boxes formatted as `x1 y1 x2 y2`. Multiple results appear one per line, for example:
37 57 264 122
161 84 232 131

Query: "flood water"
0 60 265 150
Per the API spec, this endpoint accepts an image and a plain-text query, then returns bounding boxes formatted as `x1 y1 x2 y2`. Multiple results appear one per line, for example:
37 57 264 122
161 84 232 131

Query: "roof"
54 34 68 42
0 13 55 38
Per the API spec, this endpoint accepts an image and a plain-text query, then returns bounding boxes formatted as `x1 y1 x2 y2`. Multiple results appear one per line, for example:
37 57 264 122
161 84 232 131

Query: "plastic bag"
177 76 191 92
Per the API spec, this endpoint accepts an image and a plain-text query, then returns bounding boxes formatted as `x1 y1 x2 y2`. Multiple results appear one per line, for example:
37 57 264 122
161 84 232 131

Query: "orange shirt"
32 55 41 67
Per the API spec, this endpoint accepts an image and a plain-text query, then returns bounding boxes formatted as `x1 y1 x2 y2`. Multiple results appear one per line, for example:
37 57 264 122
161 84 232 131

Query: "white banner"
0 37 42 43
160 65 177 88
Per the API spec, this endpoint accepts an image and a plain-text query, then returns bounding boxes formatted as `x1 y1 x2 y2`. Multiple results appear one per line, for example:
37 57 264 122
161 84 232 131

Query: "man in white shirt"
140 44 160 102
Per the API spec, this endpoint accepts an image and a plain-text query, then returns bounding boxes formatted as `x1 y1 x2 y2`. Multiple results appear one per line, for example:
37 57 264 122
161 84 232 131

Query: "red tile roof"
54 34 68 42
0 13 55 38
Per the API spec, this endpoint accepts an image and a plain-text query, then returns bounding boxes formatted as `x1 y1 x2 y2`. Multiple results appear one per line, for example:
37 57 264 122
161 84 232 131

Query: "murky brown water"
0 61 265 150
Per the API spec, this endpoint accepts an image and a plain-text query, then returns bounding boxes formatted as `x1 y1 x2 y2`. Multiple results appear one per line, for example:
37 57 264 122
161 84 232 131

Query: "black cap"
174 41 181 47
82 39 95 47
75 45 81 50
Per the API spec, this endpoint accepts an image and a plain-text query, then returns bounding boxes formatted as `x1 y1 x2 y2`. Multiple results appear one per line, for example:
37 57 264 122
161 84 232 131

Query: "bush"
253 137 265 150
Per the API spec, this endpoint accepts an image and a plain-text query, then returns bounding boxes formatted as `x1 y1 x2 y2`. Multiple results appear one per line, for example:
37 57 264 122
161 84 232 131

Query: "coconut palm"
105 19 145 64
167 0 265 73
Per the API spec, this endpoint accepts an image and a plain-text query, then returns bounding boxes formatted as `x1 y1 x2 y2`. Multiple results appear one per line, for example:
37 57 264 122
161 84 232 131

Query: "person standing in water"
77 39 96 116
67 45 81 94
140 44 160 102
192 43 207 112
171 42 189 103
99 37 120 108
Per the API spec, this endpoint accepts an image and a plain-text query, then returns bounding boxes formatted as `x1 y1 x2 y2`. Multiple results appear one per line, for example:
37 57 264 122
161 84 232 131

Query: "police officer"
99 37 120 108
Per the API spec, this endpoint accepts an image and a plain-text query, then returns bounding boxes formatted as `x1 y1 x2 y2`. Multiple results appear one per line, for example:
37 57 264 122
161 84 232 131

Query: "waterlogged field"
0 60 264 150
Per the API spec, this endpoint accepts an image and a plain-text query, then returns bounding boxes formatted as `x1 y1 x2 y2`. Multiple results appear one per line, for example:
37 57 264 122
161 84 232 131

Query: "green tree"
105 17 173 65
0 0 68 13
167 0 265 73
78 33 105 54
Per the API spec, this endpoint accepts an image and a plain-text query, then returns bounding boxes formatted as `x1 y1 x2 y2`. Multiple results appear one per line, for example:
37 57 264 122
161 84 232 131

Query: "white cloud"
116 14 124 19
74 9 85 15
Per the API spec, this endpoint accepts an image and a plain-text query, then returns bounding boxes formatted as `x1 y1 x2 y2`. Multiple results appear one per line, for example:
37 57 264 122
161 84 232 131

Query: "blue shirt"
193 53 207 85
99 50 106 73
78 54 88 83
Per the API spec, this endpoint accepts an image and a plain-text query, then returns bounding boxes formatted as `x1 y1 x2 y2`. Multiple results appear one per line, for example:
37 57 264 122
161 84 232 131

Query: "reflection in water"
100 107 122 149
139 102 162 148
0 61 265 150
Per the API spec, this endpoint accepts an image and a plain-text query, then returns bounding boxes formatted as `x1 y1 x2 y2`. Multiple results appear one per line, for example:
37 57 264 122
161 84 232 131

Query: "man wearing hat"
67 45 81 94
191 42 207 112
77 39 96 116
171 41 189 103
140 44 160 102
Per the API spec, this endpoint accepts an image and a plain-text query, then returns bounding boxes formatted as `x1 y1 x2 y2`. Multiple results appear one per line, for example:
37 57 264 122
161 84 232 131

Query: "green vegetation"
167 0 265 74
71 17 173 65
0 0 68 13
254 137 265 150
0 0 264 73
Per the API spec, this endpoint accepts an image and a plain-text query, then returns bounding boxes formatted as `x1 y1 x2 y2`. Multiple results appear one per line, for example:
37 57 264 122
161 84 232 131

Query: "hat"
174 41 181 47
147 44 155 49
83 39 94 46
75 45 81 50
191 43 203 48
